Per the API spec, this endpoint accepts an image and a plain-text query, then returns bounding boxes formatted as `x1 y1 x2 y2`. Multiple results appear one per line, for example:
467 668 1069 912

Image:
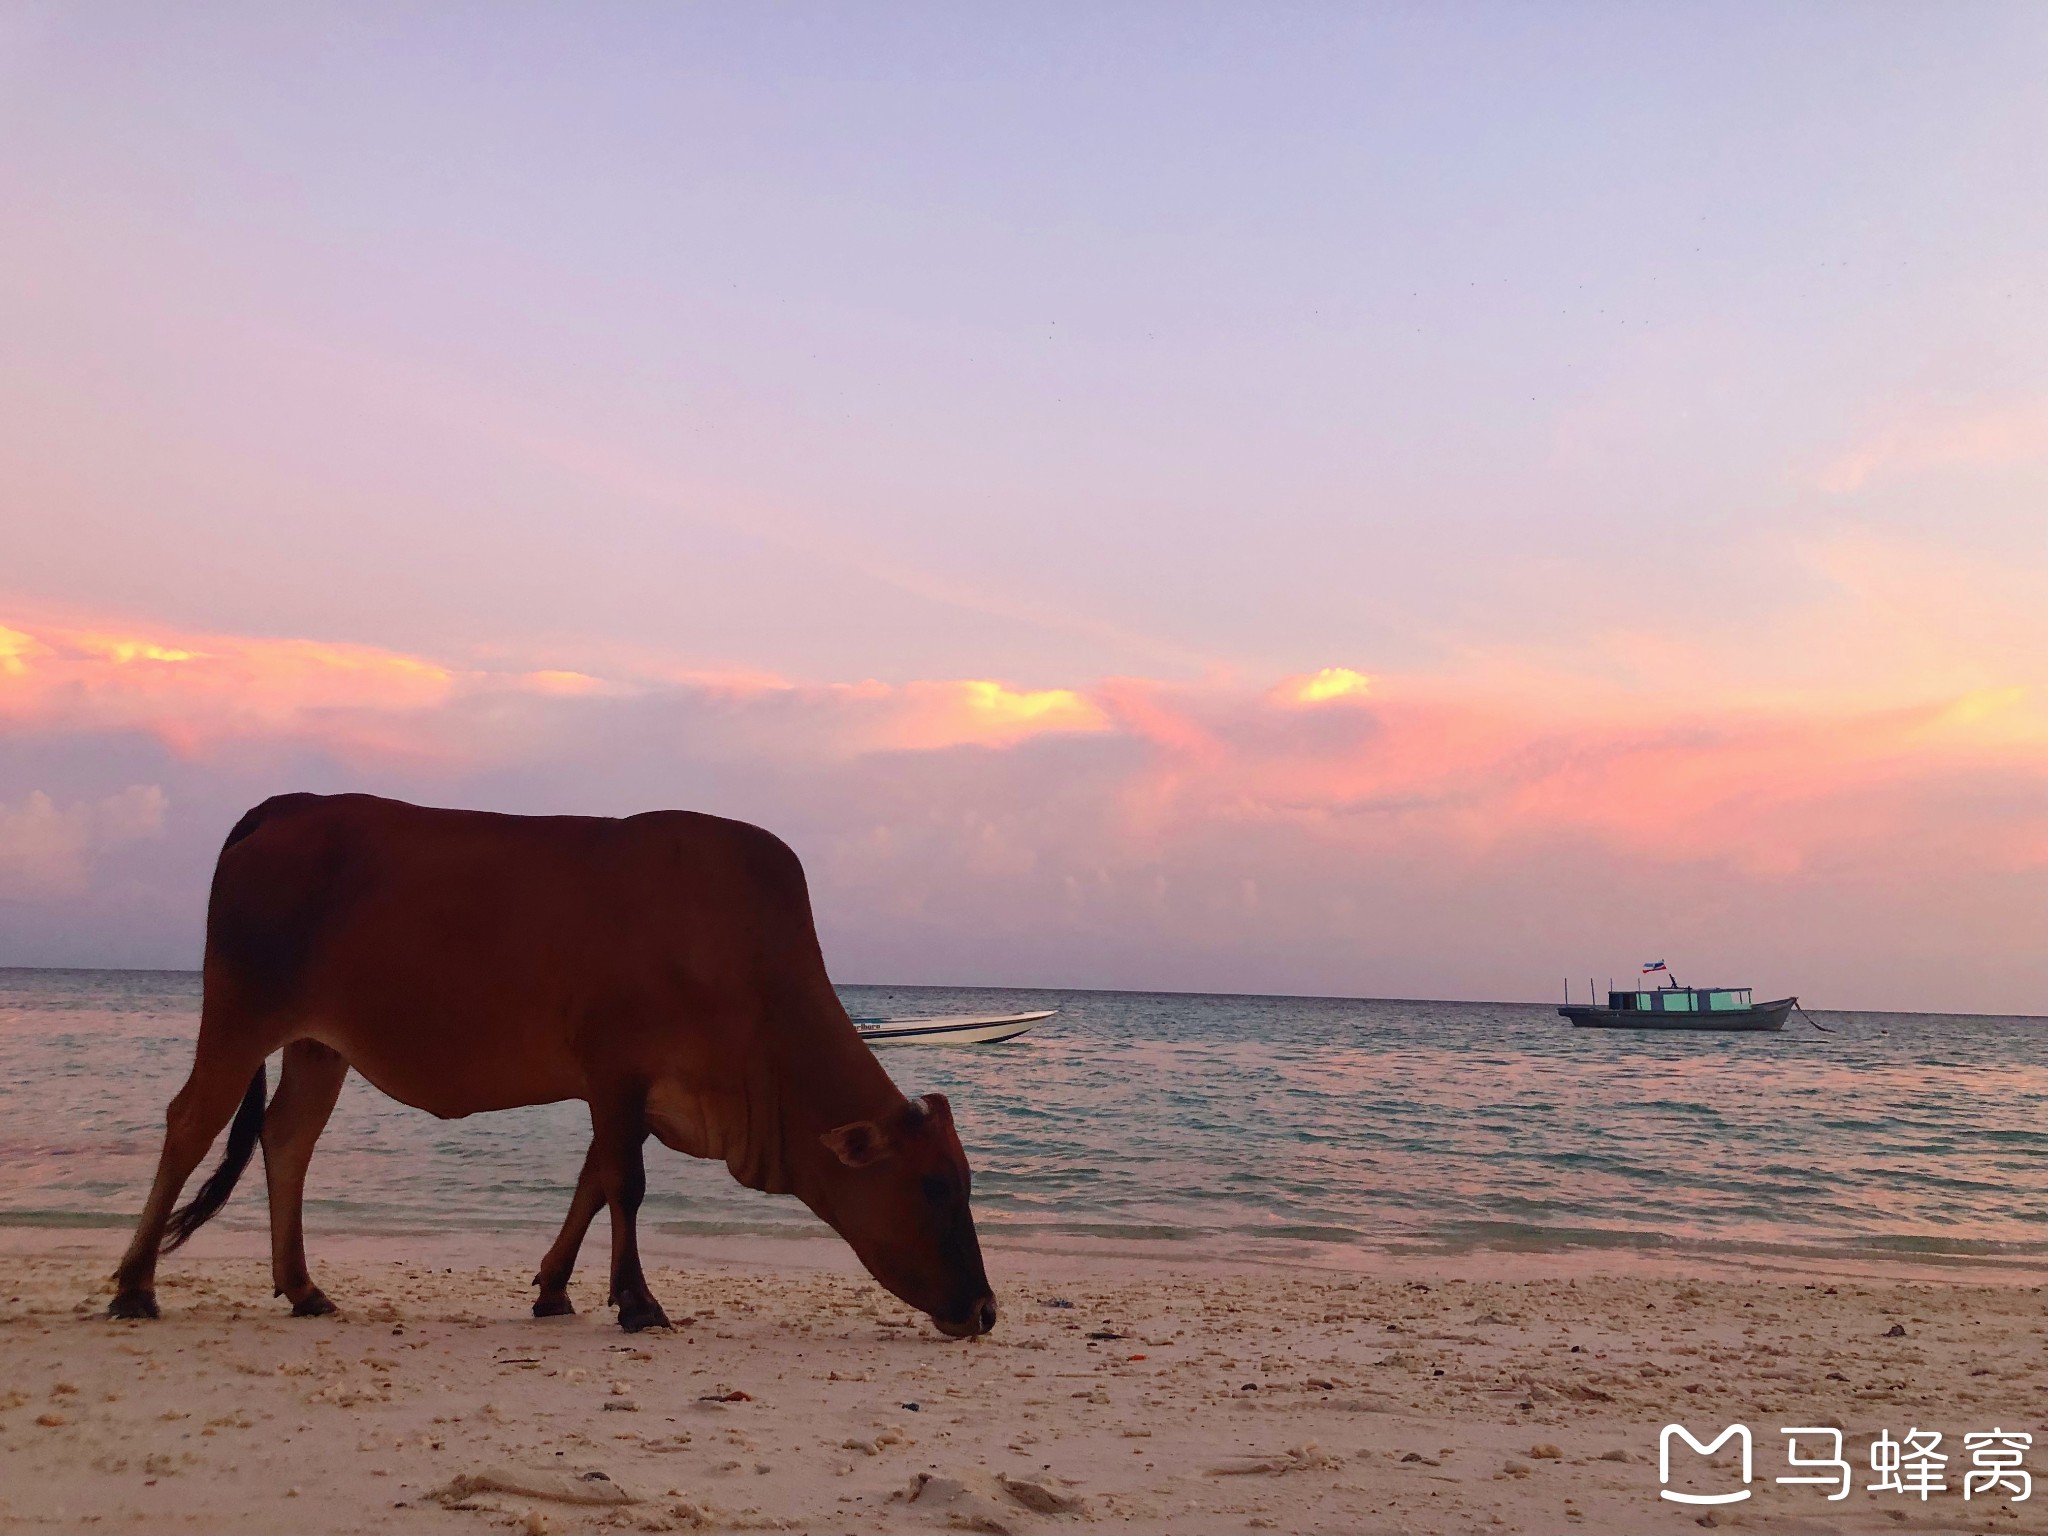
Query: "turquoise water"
3 967 2045 1267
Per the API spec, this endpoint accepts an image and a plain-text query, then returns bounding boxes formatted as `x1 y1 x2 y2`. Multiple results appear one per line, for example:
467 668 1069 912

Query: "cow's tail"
162 1065 267 1253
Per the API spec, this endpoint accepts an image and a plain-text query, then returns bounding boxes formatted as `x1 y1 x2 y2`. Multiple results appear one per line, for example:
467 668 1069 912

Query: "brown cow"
109 793 998 1337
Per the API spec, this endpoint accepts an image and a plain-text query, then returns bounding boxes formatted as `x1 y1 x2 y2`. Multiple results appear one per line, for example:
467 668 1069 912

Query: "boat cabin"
1605 986 1754 1014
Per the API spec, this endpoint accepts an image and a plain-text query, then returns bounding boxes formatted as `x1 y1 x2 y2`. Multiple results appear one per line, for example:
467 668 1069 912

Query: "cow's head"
818 1093 996 1338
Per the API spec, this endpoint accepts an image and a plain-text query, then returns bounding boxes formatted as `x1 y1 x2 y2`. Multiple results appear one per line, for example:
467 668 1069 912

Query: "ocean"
3 967 2044 1269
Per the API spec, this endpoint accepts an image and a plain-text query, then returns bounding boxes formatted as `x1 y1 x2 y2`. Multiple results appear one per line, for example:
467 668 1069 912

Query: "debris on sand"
997 1474 1082 1514
895 1470 1077 1533
427 1466 642 1508
1206 1443 1339 1476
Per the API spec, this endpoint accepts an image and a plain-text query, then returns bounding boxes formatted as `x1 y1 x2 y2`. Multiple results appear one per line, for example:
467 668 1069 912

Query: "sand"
1 1227 2042 1534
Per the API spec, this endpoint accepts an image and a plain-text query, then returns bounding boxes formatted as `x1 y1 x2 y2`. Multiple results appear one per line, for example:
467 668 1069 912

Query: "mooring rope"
1793 1002 1834 1033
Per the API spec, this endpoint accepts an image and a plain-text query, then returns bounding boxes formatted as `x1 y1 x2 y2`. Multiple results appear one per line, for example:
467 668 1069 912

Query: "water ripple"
3 970 2045 1262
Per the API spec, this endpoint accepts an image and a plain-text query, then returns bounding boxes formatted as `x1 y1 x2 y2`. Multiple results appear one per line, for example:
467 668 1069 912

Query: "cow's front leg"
533 1143 605 1317
590 1088 669 1332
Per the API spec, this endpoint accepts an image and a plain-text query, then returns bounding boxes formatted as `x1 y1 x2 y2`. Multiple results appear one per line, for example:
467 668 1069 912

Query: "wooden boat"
1559 985 1794 1032
850 1008 1056 1047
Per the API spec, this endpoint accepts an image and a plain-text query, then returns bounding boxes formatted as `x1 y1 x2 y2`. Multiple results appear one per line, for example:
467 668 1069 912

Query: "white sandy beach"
2 1227 2041 1535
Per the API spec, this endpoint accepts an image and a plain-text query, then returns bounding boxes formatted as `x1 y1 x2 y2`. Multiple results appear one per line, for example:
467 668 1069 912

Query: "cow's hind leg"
532 1143 604 1317
110 1048 268 1319
262 1040 349 1317
590 1090 669 1332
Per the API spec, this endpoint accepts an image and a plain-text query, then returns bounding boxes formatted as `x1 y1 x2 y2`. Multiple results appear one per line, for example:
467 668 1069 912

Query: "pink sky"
4 8 2046 1010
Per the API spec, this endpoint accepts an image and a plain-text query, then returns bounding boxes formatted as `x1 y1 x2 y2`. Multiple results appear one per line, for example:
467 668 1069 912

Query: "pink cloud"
0 785 167 898
1081 672 2048 885
5 608 2046 1004
1819 395 2048 494
6 610 2042 883
0 613 1113 762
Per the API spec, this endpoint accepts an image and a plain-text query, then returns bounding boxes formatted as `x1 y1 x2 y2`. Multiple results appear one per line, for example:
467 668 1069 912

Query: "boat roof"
1622 987 1753 999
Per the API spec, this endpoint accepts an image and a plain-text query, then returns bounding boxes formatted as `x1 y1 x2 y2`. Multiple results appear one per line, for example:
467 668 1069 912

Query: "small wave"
0 1208 137 1229
9 976 2048 1268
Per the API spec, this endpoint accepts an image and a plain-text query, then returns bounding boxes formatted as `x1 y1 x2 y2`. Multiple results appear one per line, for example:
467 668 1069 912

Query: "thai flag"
1642 960 1668 974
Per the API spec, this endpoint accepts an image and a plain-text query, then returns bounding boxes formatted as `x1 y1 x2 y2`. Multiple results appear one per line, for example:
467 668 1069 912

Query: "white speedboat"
850 1008 1055 1047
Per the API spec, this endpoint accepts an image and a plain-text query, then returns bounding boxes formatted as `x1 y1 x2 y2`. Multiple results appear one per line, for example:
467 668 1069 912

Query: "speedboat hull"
852 1009 1056 1046
1558 996 1796 1032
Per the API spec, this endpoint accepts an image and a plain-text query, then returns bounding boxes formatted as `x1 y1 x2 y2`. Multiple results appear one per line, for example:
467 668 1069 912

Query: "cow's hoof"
108 1291 159 1321
290 1289 339 1318
533 1294 575 1318
618 1300 671 1333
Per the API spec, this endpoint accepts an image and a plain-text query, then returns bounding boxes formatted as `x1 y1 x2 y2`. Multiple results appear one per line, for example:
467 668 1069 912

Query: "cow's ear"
822 1119 895 1168
914 1092 954 1129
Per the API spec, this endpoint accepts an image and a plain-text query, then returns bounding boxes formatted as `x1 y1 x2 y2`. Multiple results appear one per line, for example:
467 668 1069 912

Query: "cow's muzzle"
933 1293 998 1339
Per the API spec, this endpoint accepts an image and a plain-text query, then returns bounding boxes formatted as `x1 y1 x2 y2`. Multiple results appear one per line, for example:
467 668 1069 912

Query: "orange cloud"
1284 667 1372 705
874 679 1110 751
0 615 457 757
0 614 1113 762
0 625 44 676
